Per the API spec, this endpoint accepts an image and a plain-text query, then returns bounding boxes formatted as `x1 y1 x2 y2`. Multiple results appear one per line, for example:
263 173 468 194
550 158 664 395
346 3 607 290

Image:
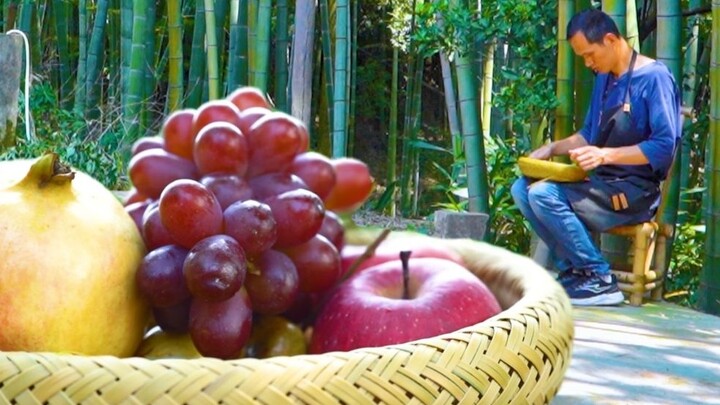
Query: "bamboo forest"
0 0 718 314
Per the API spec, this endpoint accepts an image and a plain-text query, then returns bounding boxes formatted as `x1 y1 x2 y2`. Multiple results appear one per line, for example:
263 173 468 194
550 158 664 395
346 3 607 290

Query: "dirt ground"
350 209 435 235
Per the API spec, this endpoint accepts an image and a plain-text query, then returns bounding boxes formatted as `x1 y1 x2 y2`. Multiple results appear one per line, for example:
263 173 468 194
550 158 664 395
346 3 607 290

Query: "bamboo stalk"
186 0 206 108
331 0 349 157
556 0 575 143
204 0 220 100
85 0 109 120
699 0 720 314
251 0 271 92
274 0 289 111
166 0 184 111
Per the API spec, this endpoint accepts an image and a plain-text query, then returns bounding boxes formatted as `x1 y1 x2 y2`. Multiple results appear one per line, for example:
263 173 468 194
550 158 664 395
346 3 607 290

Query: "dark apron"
560 51 661 232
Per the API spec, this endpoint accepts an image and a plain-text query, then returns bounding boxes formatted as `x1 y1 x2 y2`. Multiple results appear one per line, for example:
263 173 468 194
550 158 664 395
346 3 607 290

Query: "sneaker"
555 270 583 288
566 273 624 306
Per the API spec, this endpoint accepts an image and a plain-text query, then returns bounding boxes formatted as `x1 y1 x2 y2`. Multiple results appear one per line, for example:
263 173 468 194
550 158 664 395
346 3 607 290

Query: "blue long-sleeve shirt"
578 61 682 182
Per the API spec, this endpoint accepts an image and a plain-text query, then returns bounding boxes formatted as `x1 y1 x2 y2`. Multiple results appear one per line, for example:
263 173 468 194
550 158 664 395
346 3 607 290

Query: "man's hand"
529 143 554 160
569 146 608 171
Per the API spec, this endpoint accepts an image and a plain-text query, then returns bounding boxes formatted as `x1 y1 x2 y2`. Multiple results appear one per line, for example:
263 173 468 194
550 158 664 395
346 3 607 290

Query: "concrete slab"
554 302 720 404
433 209 489 240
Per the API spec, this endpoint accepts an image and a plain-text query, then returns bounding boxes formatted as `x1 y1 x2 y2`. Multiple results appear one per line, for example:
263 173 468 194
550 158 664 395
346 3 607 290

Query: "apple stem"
400 250 411 300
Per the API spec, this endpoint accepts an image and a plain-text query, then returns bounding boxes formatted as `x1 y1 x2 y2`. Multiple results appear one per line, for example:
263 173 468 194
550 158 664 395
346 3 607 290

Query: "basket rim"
0 230 575 404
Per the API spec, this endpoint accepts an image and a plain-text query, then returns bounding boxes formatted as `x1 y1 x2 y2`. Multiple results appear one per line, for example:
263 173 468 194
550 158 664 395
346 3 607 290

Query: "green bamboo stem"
18 0 34 67
655 0 683 270
347 0 357 156
186 0 206 108
74 0 87 114
85 0 109 120
124 0 148 140
678 0 701 222
319 0 334 146
407 56 424 216
213 0 228 92
120 0 132 93
625 0 640 51
107 0 121 106
440 51 461 161
247 0 257 85
602 0 626 35
274 0 289 111
556 0 575 143
4 0 17 31
144 0 158 108
455 48 489 214
226 0 241 92
331 0 349 157
52 0 71 108
574 0 593 129
398 0 419 216
166 0 184 112
251 0 270 92
387 46 399 216
228 0 249 90
698 0 720 315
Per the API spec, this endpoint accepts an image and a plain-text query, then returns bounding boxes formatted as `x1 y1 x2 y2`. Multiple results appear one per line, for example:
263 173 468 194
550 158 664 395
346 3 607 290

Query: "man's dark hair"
566 9 621 43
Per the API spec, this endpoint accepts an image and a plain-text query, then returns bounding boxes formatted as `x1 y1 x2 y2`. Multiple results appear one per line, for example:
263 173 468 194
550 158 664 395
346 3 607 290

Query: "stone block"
433 210 489 240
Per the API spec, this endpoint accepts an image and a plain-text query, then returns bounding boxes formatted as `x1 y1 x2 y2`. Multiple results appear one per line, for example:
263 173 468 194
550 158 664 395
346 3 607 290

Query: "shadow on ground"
553 303 720 404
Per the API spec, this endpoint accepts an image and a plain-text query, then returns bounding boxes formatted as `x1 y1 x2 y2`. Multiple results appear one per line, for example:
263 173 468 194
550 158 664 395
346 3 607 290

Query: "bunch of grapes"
124 87 373 359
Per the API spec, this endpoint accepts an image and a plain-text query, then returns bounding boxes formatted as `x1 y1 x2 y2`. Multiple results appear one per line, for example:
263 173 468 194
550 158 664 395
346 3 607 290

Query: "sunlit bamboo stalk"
251 0 271 92
123 0 148 140
331 0 349 157
555 0 574 145
204 0 220 100
698 0 720 315
656 0 683 268
166 0 184 111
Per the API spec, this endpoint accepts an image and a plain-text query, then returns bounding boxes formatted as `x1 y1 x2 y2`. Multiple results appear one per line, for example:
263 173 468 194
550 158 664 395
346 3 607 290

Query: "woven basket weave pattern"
0 233 574 404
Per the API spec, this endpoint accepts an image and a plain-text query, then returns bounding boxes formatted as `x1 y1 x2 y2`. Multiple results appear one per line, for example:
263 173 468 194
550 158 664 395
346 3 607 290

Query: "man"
511 8 681 306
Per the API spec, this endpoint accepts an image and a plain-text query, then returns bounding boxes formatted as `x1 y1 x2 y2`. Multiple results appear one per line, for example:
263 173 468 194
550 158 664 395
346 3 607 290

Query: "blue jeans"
511 177 610 276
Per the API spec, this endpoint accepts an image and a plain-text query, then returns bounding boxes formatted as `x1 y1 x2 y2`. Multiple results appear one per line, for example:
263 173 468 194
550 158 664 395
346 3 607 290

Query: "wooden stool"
605 221 673 306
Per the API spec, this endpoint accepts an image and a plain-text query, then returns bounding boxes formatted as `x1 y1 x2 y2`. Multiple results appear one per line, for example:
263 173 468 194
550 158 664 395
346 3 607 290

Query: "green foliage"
0 83 130 191
402 0 559 143
427 159 468 212
354 59 391 122
484 136 531 253
411 1 484 58
419 133 530 252
665 223 705 307
487 0 558 141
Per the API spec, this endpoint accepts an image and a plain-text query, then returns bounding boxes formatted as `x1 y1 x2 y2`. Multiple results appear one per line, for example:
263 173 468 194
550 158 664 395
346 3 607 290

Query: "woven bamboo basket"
0 229 574 404
518 157 587 183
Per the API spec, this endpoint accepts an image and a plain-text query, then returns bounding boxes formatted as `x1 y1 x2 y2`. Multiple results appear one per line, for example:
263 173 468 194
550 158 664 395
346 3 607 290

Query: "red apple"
309 257 501 353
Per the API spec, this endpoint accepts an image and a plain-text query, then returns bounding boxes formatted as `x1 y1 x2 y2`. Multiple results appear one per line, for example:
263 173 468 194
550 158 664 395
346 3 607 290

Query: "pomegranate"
0 153 148 356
